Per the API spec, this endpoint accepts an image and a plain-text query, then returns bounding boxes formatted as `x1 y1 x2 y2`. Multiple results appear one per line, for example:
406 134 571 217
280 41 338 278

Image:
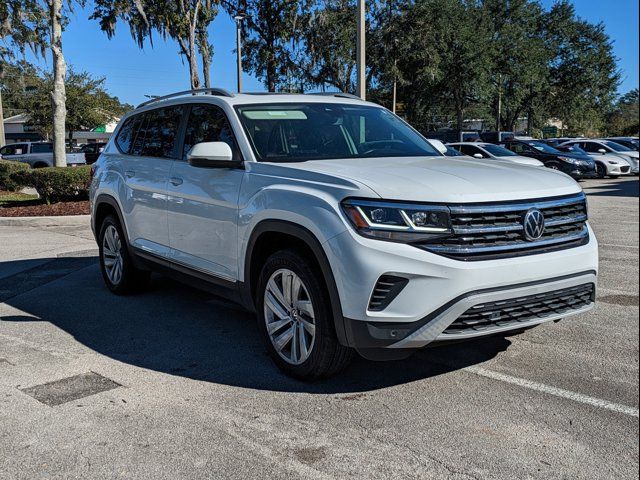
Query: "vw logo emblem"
523 209 545 241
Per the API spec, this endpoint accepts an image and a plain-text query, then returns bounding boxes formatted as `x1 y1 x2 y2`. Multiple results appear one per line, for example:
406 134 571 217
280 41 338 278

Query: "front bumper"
326 224 598 350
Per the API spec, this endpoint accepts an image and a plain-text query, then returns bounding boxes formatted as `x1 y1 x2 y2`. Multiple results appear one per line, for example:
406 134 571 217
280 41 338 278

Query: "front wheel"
256 250 352 379
595 163 607 179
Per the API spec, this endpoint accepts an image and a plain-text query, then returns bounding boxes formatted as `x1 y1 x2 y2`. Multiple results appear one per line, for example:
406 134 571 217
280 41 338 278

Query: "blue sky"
23 0 640 106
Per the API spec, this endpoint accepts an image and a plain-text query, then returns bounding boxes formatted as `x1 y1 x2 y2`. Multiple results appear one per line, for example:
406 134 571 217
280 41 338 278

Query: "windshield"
602 140 632 152
482 144 517 157
526 141 562 154
235 103 440 162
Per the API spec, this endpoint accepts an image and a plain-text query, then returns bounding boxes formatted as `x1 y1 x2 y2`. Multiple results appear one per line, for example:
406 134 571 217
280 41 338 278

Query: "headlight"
342 199 452 243
558 156 578 163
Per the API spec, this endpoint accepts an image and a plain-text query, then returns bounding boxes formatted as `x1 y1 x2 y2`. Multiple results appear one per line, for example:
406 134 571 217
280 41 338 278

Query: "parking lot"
0 177 637 479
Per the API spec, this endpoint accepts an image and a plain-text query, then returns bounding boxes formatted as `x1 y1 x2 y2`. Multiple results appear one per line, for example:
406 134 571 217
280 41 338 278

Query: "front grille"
621 166 631 173
421 193 589 261
443 283 595 335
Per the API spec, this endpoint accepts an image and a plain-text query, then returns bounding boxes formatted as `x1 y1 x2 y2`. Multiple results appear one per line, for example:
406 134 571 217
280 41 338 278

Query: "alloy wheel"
263 268 316 365
102 225 124 285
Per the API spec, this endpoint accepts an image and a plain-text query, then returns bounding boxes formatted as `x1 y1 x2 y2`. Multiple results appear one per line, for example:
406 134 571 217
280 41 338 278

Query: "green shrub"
11 165 92 204
0 160 31 192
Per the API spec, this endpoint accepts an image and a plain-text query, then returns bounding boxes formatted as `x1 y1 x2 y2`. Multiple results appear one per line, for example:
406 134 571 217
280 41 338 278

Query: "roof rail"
310 92 363 100
136 88 235 108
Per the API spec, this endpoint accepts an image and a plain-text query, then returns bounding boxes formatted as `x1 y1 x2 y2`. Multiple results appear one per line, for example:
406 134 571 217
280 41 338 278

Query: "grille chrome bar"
448 192 586 214
427 226 588 254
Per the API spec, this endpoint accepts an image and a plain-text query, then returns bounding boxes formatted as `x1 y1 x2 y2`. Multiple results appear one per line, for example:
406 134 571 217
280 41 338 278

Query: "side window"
139 106 184 158
460 145 484 157
581 142 599 153
183 104 237 159
116 115 143 154
31 143 53 154
1 144 27 155
510 143 527 154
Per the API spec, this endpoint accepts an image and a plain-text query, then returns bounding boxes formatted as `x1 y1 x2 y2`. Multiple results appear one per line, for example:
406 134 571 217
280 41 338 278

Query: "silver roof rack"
137 88 235 108
310 92 362 100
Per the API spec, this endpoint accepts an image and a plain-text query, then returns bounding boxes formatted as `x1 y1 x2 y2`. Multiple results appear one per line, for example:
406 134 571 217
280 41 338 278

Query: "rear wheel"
256 250 352 379
98 215 149 295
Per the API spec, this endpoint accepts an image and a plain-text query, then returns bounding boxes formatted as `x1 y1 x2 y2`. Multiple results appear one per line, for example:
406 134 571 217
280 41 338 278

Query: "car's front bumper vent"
368 275 409 312
443 283 595 335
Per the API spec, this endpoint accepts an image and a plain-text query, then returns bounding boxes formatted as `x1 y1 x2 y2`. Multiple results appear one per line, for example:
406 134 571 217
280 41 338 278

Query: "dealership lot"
0 178 638 479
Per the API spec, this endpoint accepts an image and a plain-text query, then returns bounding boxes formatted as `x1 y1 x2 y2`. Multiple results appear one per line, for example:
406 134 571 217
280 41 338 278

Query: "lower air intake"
368 275 409 312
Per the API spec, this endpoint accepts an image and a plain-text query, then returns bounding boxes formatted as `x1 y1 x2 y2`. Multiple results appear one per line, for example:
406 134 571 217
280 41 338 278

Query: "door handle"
170 177 183 186
124 170 135 178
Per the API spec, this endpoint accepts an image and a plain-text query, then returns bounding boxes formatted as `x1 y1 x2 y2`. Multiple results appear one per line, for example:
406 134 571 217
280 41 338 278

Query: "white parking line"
464 365 640 418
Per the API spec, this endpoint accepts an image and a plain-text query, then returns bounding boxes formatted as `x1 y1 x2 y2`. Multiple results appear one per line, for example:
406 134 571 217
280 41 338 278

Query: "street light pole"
234 13 246 93
356 0 366 100
0 89 5 147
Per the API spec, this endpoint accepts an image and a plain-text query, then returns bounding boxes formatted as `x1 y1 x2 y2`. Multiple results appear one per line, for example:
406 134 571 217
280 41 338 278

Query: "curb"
0 214 91 227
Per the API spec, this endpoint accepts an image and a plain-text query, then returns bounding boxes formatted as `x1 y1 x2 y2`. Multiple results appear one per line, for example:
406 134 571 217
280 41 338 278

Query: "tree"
222 0 310 92
91 0 219 89
23 68 131 143
0 1 48 147
0 61 45 118
607 89 639 136
49 0 67 166
544 0 620 136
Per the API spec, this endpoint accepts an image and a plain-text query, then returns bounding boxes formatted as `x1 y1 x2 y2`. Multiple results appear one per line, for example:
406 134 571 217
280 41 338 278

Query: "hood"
590 153 631 165
275 156 581 203
497 155 545 167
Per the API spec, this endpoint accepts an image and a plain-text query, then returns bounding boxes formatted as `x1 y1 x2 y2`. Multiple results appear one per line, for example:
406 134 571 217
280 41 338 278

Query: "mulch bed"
0 200 90 217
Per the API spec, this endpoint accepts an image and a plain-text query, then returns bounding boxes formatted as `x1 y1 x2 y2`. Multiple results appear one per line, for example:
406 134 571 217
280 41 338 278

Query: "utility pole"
235 13 246 93
392 38 398 114
0 89 5 147
356 0 366 100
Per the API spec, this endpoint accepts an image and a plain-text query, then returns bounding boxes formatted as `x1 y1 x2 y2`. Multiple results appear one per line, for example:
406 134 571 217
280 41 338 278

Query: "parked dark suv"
499 140 596 179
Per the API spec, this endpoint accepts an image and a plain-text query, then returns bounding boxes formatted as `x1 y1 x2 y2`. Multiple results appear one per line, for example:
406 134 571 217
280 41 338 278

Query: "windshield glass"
482 144 517 157
525 141 562 154
602 140 632 152
236 103 440 162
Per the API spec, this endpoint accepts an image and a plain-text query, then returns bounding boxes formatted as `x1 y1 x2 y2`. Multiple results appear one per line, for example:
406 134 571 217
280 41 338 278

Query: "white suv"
90 89 598 379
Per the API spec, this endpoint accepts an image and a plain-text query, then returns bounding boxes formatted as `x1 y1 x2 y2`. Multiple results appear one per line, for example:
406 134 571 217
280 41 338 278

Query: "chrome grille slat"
422 193 589 260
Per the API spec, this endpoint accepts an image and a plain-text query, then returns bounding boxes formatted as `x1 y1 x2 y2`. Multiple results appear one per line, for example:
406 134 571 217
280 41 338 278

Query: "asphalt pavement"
0 177 638 479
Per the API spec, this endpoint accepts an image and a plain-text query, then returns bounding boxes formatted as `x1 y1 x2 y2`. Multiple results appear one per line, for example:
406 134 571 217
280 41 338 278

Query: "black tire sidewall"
596 163 606 179
98 215 136 295
256 250 336 379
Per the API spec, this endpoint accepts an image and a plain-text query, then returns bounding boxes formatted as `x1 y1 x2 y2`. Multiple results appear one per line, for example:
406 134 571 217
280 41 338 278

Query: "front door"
167 104 244 282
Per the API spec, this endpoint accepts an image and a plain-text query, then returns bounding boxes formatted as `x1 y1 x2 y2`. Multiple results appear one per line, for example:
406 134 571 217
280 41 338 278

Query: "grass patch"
0 191 40 206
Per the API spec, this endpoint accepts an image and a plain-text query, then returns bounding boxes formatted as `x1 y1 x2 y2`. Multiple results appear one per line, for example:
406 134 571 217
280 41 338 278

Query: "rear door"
167 103 244 281
116 106 184 257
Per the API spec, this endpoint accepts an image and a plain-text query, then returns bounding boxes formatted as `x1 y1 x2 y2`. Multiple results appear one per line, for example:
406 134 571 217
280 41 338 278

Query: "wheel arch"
242 220 348 346
93 194 143 269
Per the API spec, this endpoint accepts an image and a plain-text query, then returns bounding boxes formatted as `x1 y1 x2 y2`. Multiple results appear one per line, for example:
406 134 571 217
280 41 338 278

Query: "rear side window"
182 104 237 159
31 143 53 154
116 106 184 158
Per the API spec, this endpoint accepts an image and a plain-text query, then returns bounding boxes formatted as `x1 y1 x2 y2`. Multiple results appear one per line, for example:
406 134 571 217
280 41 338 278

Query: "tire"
548 163 560 171
256 250 353 380
98 214 150 295
595 163 606 179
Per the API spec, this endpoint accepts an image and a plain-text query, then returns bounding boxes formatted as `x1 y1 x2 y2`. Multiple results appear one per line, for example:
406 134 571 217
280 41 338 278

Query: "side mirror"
473 153 484 159
427 139 448 155
597 148 607 154
187 142 241 168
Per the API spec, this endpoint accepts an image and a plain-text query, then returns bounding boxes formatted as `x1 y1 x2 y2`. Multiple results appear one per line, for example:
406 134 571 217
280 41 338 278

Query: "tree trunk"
50 0 67 167
201 44 211 88
267 58 276 92
456 102 464 132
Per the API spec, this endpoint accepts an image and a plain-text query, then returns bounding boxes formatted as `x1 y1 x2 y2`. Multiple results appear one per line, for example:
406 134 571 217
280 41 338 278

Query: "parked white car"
0 142 86 168
90 89 598 379
448 142 544 167
560 140 636 177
